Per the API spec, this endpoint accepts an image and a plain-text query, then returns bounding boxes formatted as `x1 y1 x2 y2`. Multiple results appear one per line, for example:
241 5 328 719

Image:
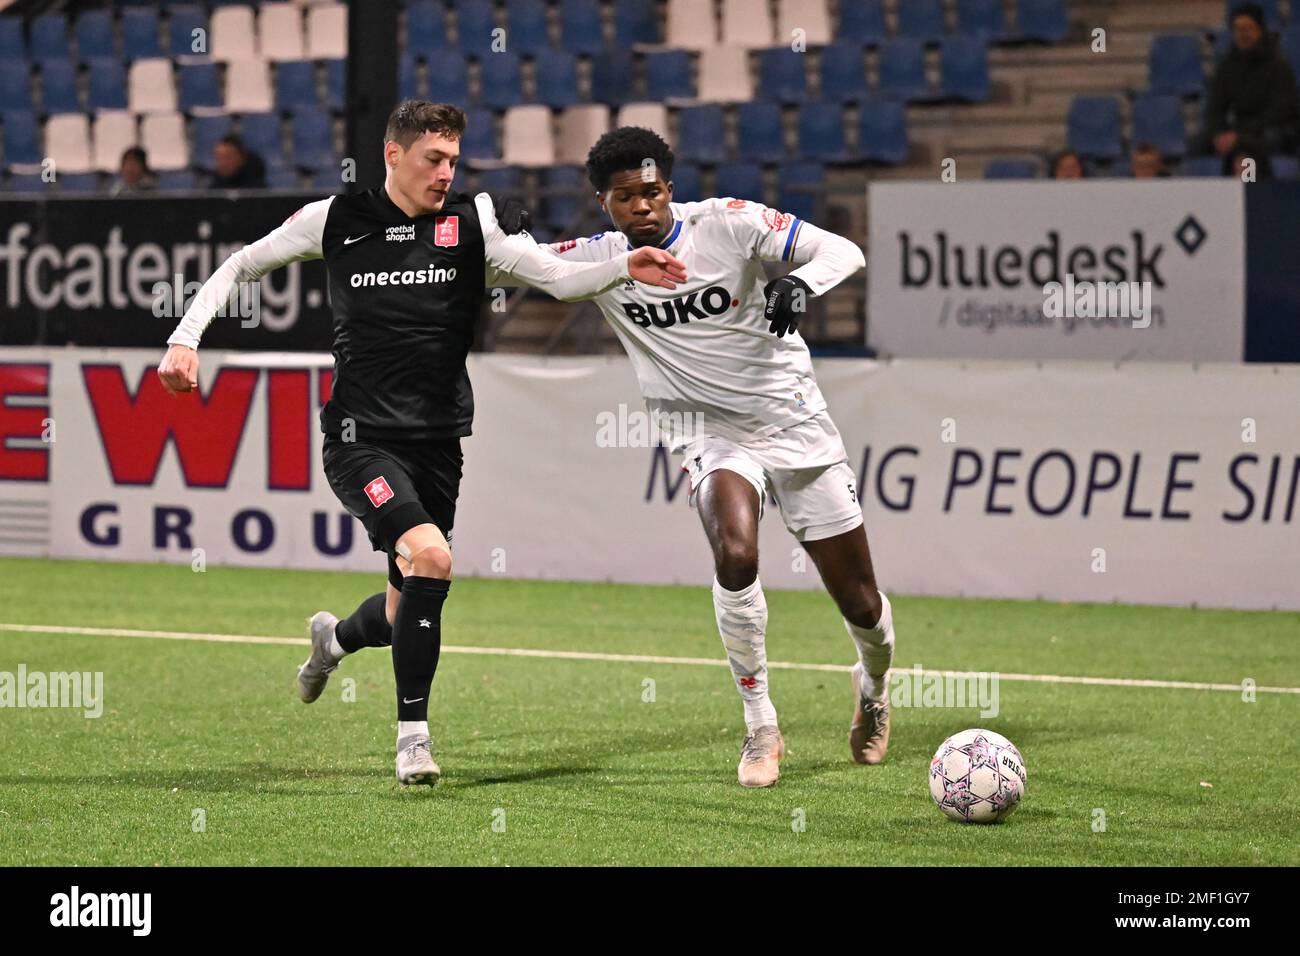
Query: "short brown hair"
384 100 467 148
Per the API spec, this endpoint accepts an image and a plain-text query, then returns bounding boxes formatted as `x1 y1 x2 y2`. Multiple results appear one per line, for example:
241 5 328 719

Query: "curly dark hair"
585 126 675 192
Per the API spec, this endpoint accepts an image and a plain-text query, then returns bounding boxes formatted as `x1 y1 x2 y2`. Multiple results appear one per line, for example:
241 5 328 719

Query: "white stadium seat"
45 114 94 175
141 112 189 170
211 5 258 61
92 110 139 172
128 58 177 113
225 59 275 113
697 46 753 102
502 105 555 167
557 105 611 165
616 102 671 144
259 3 307 62
307 4 348 59
665 0 718 50
721 0 775 48
776 0 831 47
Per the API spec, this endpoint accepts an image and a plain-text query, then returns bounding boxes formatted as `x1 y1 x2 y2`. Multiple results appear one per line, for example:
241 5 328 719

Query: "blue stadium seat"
1066 95 1122 160
0 65 34 113
1148 34 1204 97
275 61 318 112
1132 94 1187 158
819 43 868 102
460 108 498 160
239 113 283 166
1016 0 1068 43
76 11 117 61
41 61 81 114
878 39 930 101
736 101 786 163
122 9 162 60
180 62 223 111
614 0 659 47
984 158 1040 178
325 59 345 111
267 167 301 189
507 0 550 56
156 169 197 189
540 165 583 230
6 173 49 192
3 111 42 166
590 51 633 105
715 162 764 204
478 52 523 109
957 0 1008 41
1104 158 1131 178
797 102 851 162
58 172 102 192
193 115 234 167
1224 0 1280 30
30 15 70 63
427 50 469 103
314 167 344 192
478 165 524 194
1178 155 1221 176
456 0 497 58
168 7 208 58
292 113 334 171
757 48 807 104
1271 155 1299 179
406 0 449 56
645 50 694 101
1280 24 1300 76
88 59 128 110
534 49 580 107
858 98 909 164
560 0 605 56
400 53 422 99
897 0 947 44
0 19 24 63
940 37 990 101
838 0 887 48
677 105 728 163
671 161 701 202
777 162 823 223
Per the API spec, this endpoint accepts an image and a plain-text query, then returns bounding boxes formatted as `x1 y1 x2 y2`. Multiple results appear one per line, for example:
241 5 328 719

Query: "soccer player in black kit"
158 101 687 785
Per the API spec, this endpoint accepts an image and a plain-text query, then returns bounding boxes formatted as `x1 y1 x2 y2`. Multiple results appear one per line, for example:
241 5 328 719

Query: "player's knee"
840 585 883 630
409 544 452 579
715 541 758 591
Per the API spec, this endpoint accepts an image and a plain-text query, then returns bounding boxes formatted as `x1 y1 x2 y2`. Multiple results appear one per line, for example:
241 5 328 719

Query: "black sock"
392 576 450 722
335 593 392 653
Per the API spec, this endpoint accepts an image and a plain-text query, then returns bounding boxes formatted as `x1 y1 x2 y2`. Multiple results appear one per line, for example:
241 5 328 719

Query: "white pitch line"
1 622 1298 696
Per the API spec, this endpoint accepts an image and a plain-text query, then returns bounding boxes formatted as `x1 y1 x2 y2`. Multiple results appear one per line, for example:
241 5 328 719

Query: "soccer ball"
929 728 1027 824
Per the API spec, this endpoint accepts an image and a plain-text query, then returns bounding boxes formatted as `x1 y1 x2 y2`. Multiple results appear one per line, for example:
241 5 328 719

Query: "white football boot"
396 734 441 786
737 725 785 787
296 611 340 703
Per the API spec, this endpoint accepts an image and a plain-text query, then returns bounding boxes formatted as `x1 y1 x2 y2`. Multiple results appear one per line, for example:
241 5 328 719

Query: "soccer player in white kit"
543 127 897 787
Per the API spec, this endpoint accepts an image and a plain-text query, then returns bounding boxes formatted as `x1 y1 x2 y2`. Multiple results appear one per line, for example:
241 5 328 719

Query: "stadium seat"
30 15 70 64
646 50 695 102
940 37 991 102
306 4 347 60
614 0 659 47
560 0 605 55
676 105 728 163
506 0 550 57
168 7 209 59
87 60 128 112
180 62 224 112
92 111 138 172
260 3 306 62
957 0 1008 41
267 167 301 189
76 11 117 62
406 0 449 56
777 161 823 223
984 157 1040 178
819 43 868 102
736 101 786 163
776 0 831 47
0 63 33 114
616 102 670 142
122 9 162 61
1066 95 1122 161
226 59 273 114
314 167 344 192
858 98 909 164
275 61 318 112
698 47 753 102
0 19 24 63
141 112 189 170
456 0 497 58
426 51 469 103
838 0 887 47
897 0 947 44
1148 34 1204 97
40 62 81 115
210 5 257 62
1271 155 1299 180
591 51 634 106
479 52 524 110
45 113 94 174
192 114 234 169
539 165 582 231
1224 0 1280 30
672 161 701 202
715 162 764 203
57 171 102 192
5 173 49 193
239 112 284 166
557 104 610 164
399 53 422 99
798 102 851 162
1178 155 1221 176
128 59 178 114
292 112 334 170
3 112 42 168
325 59 345 111
503 105 555 167
534 49 581 108
1283 25 1300 77
1132 94 1187 158
666 0 718 51
878 39 931 102
477 165 523 196
156 168 197 190
460 108 499 161
1016 0 1068 43
721 0 775 49
757 48 807 104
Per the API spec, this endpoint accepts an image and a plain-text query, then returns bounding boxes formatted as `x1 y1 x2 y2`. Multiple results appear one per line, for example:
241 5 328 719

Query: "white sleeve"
720 198 865 296
476 193 632 301
166 198 332 349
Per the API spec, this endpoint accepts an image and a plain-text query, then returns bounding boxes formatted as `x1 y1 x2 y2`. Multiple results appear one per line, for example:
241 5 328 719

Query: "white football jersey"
547 197 865 448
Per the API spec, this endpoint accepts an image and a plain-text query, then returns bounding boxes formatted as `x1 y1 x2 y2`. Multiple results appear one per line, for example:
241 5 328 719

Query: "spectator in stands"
111 147 156 196
210 135 268 189
1051 150 1085 179
1130 142 1167 178
1222 147 1273 179
1202 2 1300 158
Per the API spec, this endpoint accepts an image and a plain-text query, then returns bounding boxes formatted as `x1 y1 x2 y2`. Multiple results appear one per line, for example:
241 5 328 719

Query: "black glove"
493 195 532 235
763 274 812 337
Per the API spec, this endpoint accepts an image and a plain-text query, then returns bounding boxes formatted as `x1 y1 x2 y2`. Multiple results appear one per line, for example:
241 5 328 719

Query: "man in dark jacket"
1203 2 1300 157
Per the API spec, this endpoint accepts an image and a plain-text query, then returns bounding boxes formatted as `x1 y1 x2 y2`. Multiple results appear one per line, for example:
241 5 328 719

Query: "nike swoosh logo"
343 234 370 245
402 697 424 704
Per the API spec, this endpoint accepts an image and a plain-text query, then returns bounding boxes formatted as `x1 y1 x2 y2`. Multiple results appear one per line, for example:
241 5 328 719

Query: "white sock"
713 576 778 732
327 631 347 661
845 590 895 702
397 720 429 742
